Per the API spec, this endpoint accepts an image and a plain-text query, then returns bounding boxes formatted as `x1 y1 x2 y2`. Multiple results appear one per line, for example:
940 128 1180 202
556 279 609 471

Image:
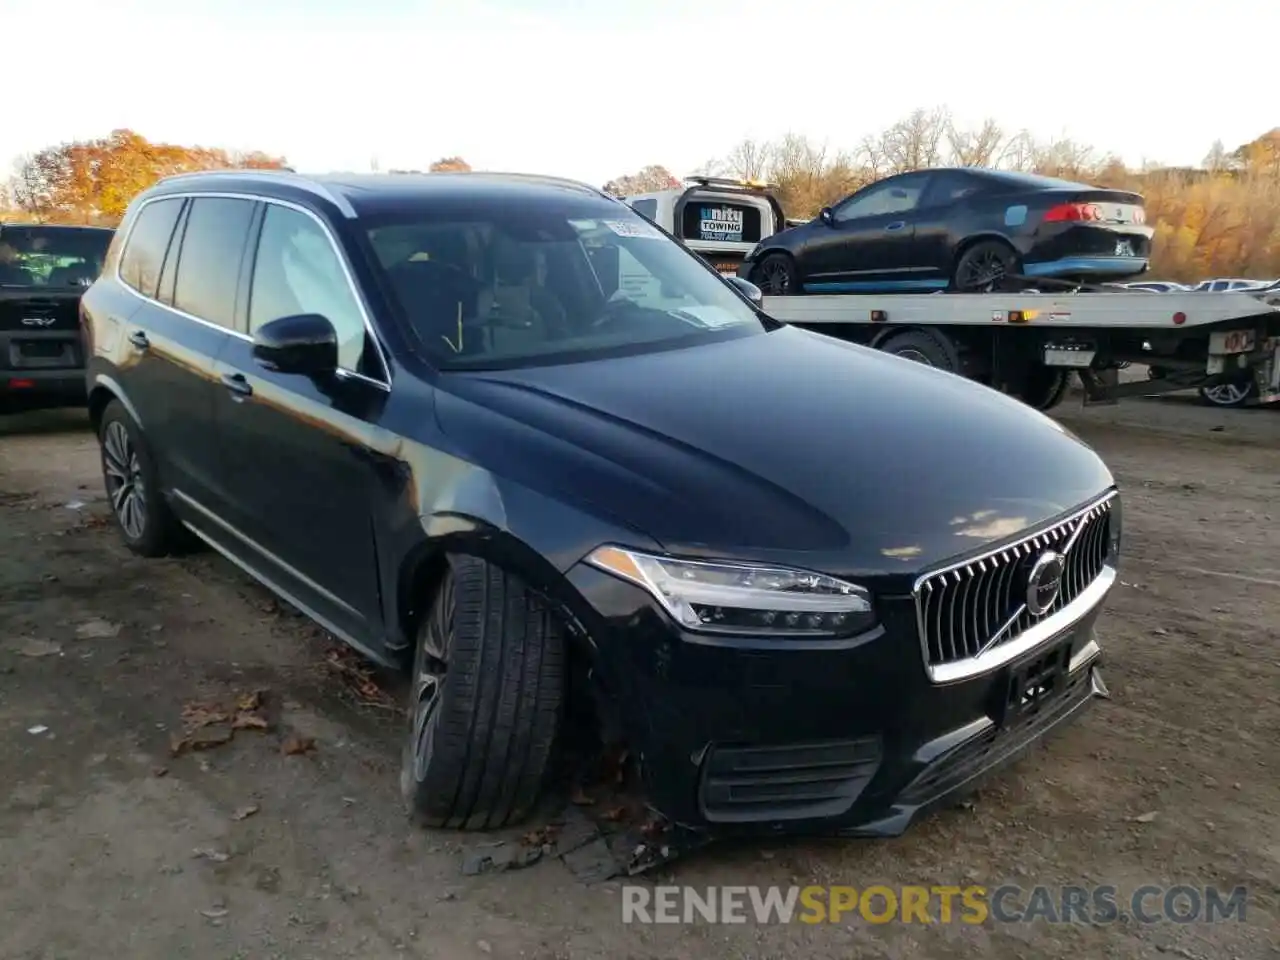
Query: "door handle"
884 221 906 232
127 330 150 350
220 372 253 398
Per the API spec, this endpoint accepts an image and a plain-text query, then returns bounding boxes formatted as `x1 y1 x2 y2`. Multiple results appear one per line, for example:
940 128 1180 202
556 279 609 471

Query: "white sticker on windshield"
603 219 663 240
675 306 743 329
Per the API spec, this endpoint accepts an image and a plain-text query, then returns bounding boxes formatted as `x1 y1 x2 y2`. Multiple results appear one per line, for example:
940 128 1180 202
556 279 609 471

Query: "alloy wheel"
103 420 147 540
410 583 453 780
758 259 791 295
957 249 1009 292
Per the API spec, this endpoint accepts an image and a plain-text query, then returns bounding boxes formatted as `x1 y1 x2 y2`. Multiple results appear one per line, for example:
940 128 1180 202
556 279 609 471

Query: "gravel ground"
1 395 1277 960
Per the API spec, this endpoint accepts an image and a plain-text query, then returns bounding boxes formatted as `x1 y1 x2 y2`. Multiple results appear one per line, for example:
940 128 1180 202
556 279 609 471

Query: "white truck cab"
624 176 786 277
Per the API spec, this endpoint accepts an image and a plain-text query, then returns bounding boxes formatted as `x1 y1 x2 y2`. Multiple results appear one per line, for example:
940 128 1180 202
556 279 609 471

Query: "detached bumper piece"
699 737 881 823
900 660 1098 805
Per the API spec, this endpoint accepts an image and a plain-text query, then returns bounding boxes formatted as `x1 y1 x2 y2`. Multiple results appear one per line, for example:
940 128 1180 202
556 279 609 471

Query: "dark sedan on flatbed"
741 168 1153 295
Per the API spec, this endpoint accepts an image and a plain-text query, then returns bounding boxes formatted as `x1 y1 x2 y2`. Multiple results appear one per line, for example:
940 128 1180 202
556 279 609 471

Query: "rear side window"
172 198 256 328
119 198 184 297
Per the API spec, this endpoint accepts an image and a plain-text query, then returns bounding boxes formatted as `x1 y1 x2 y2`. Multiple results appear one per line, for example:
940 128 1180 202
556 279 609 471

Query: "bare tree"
724 138 773 181
948 118 1006 168
877 107 951 174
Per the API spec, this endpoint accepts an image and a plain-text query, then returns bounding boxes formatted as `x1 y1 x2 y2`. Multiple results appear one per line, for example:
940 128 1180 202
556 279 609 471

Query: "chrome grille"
915 494 1115 675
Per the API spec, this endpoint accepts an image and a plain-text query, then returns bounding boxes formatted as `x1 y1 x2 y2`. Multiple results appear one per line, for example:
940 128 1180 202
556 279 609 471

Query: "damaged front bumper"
567 564 1109 841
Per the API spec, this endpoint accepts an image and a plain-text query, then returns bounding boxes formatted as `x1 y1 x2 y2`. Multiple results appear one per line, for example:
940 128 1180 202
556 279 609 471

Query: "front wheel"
401 555 565 831
750 253 800 296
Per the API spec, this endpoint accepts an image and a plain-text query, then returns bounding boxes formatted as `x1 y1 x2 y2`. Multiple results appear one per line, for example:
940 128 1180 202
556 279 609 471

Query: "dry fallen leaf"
15 638 62 658
236 690 265 712
602 805 627 822
75 618 120 640
231 712 270 731
181 702 230 728
282 736 316 756
1133 811 1158 823
169 734 191 757
231 804 259 821
569 785 595 806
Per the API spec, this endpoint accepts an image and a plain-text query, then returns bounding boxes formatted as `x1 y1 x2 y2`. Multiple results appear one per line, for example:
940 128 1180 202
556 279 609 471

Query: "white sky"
2 0 1276 187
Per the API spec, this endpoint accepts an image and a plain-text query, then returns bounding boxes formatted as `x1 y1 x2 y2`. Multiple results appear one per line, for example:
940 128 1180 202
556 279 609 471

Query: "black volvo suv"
82 170 1119 836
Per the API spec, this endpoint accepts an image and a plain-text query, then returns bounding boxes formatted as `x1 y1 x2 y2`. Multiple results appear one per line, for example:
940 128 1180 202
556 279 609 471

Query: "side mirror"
252 313 339 376
726 275 764 305
819 207 834 225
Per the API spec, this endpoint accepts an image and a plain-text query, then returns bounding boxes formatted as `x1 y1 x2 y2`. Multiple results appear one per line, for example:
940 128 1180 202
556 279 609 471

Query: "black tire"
877 328 961 374
1198 376 1256 408
952 240 1018 292
401 555 565 830
750 252 800 295
97 399 185 557
1018 368 1073 411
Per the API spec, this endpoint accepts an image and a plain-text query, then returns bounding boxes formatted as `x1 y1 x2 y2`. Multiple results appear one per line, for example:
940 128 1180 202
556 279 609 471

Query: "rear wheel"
401 555 565 830
1017 367 1073 411
750 253 800 295
98 400 185 557
1198 376 1256 408
952 240 1018 292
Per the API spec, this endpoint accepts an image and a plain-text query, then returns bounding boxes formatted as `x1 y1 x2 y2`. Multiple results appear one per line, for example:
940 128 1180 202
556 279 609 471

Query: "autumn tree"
602 165 680 197
429 157 471 173
6 129 287 225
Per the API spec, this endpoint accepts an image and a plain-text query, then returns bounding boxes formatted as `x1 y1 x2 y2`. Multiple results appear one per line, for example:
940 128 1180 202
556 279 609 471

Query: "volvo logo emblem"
1025 551 1065 617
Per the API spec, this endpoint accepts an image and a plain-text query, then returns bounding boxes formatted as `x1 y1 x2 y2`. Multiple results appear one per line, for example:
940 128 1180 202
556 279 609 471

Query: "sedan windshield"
364 203 765 368
0 226 113 288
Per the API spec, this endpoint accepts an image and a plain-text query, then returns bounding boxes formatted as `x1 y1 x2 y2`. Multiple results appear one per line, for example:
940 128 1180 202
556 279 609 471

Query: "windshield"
364 202 765 369
0 226 113 288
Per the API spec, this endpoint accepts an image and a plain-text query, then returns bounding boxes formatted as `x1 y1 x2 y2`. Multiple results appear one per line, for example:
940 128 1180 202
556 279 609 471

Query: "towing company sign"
698 205 744 242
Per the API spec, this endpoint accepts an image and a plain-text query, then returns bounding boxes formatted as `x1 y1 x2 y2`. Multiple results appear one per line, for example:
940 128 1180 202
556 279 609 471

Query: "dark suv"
82 170 1120 836
1 222 113 414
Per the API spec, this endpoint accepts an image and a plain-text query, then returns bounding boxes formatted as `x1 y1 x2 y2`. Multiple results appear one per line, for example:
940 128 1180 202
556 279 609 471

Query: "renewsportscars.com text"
621 884 1248 925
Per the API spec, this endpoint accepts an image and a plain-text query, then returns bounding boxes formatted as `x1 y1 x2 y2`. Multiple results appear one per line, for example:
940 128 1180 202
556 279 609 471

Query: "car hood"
436 326 1113 576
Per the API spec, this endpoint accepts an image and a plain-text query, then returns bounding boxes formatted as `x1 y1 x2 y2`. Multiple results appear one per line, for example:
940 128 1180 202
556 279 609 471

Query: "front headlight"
585 546 875 637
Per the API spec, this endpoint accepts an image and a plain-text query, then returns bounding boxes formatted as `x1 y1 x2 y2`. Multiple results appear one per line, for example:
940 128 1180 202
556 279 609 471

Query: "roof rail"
151 168 356 217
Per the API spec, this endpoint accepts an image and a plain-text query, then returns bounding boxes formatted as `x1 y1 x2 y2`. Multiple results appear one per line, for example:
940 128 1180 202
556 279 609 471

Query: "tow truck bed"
759 290 1280 407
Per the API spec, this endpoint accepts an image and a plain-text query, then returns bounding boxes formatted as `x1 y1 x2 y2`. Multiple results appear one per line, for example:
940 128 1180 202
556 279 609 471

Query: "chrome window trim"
913 489 1119 684
113 190 391 391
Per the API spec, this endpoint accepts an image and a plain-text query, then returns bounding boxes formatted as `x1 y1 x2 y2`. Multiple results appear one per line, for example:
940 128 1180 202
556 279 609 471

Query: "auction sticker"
604 219 663 240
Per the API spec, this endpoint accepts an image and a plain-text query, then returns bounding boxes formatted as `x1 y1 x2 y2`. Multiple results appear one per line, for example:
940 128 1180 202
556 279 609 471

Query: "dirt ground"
1 395 1278 960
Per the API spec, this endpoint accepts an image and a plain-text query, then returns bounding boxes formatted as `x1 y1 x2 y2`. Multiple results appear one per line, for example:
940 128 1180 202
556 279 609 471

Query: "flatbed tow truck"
758 286 1280 409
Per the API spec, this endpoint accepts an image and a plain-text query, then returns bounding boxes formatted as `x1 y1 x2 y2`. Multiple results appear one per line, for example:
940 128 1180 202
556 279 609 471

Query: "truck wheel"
401 554 565 831
1018 368 1072 411
877 328 961 374
750 253 800 295
1198 376 1256 408
952 240 1018 292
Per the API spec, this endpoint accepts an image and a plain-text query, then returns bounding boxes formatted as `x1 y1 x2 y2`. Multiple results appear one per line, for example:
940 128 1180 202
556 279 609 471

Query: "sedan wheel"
752 253 798 296
953 241 1017 293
